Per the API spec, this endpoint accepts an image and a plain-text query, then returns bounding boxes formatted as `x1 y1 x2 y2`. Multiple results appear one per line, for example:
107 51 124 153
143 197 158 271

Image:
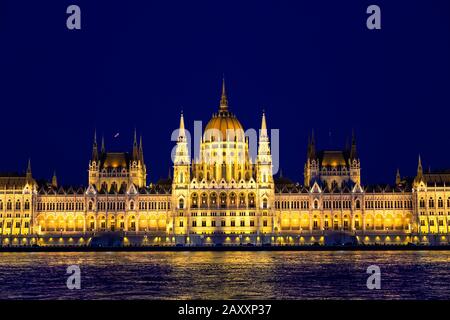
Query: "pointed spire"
219 77 229 112
309 129 316 159
93 129 97 146
139 135 144 163
132 128 139 161
101 135 105 154
418 154 423 175
92 129 99 161
178 111 186 141
52 171 58 188
26 158 32 180
414 154 424 185
259 110 268 141
396 168 401 185
350 129 358 159
174 111 190 165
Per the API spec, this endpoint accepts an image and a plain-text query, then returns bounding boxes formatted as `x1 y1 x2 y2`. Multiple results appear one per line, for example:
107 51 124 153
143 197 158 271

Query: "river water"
0 251 449 299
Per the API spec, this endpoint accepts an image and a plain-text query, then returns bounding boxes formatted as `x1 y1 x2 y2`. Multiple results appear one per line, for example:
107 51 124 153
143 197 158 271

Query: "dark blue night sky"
0 0 449 186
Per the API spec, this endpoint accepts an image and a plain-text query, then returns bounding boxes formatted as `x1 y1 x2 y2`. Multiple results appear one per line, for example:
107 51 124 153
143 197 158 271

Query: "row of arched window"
37 202 84 211
189 192 256 209
0 199 30 211
275 199 413 211
419 197 450 209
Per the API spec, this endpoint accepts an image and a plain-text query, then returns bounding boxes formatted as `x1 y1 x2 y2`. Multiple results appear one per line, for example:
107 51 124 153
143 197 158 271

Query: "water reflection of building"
0 81 449 246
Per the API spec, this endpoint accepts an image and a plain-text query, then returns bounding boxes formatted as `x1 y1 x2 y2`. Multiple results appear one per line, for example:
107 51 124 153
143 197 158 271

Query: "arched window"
88 201 93 211
220 193 227 208
438 197 444 208
419 198 425 208
314 199 319 209
129 201 135 210
210 193 217 207
191 193 198 208
179 198 184 209
15 200 21 210
355 199 361 209
239 193 246 207
0 200 3 210
229 193 236 205
179 172 184 184
248 193 255 208
201 193 208 207
262 198 268 209
429 197 435 208
24 200 30 210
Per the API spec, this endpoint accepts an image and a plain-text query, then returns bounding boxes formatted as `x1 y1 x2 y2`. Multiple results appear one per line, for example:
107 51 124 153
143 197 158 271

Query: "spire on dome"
219 77 229 111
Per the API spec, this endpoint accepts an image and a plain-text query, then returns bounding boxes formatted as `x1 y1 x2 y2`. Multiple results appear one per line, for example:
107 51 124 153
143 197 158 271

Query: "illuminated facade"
1 82 449 246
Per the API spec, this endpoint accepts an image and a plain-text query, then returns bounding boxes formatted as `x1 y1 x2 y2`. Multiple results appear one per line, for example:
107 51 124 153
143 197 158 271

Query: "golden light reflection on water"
0 251 450 299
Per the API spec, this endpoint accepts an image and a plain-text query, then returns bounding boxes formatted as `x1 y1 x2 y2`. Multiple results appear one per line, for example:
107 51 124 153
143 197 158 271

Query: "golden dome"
203 79 244 142
204 111 244 142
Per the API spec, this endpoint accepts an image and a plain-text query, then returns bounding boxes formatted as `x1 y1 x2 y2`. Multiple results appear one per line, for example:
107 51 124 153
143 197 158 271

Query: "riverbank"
1 244 450 252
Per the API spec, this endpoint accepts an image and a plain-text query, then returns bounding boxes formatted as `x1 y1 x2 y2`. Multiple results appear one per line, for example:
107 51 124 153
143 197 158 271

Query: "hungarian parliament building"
1 82 449 246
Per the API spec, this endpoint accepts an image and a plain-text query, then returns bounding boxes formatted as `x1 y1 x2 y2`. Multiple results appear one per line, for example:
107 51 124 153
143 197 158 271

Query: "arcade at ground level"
1 231 449 247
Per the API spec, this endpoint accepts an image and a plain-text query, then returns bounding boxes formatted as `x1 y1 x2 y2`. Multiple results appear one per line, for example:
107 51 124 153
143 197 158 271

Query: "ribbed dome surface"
204 111 244 142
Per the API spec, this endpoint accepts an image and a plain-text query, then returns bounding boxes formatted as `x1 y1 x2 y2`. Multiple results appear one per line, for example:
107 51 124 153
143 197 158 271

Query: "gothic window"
248 193 255 208
429 198 435 208
15 200 21 210
129 201 135 210
178 198 184 209
191 193 198 208
88 201 93 211
262 198 268 209
239 193 246 206
24 200 30 210
314 199 319 210
201 193 208 207
229 193 236 205
220 193 227 208
355 199 361 209
438 197 444 208
419 198 425 208
0 201 3 210
210 193 217 206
